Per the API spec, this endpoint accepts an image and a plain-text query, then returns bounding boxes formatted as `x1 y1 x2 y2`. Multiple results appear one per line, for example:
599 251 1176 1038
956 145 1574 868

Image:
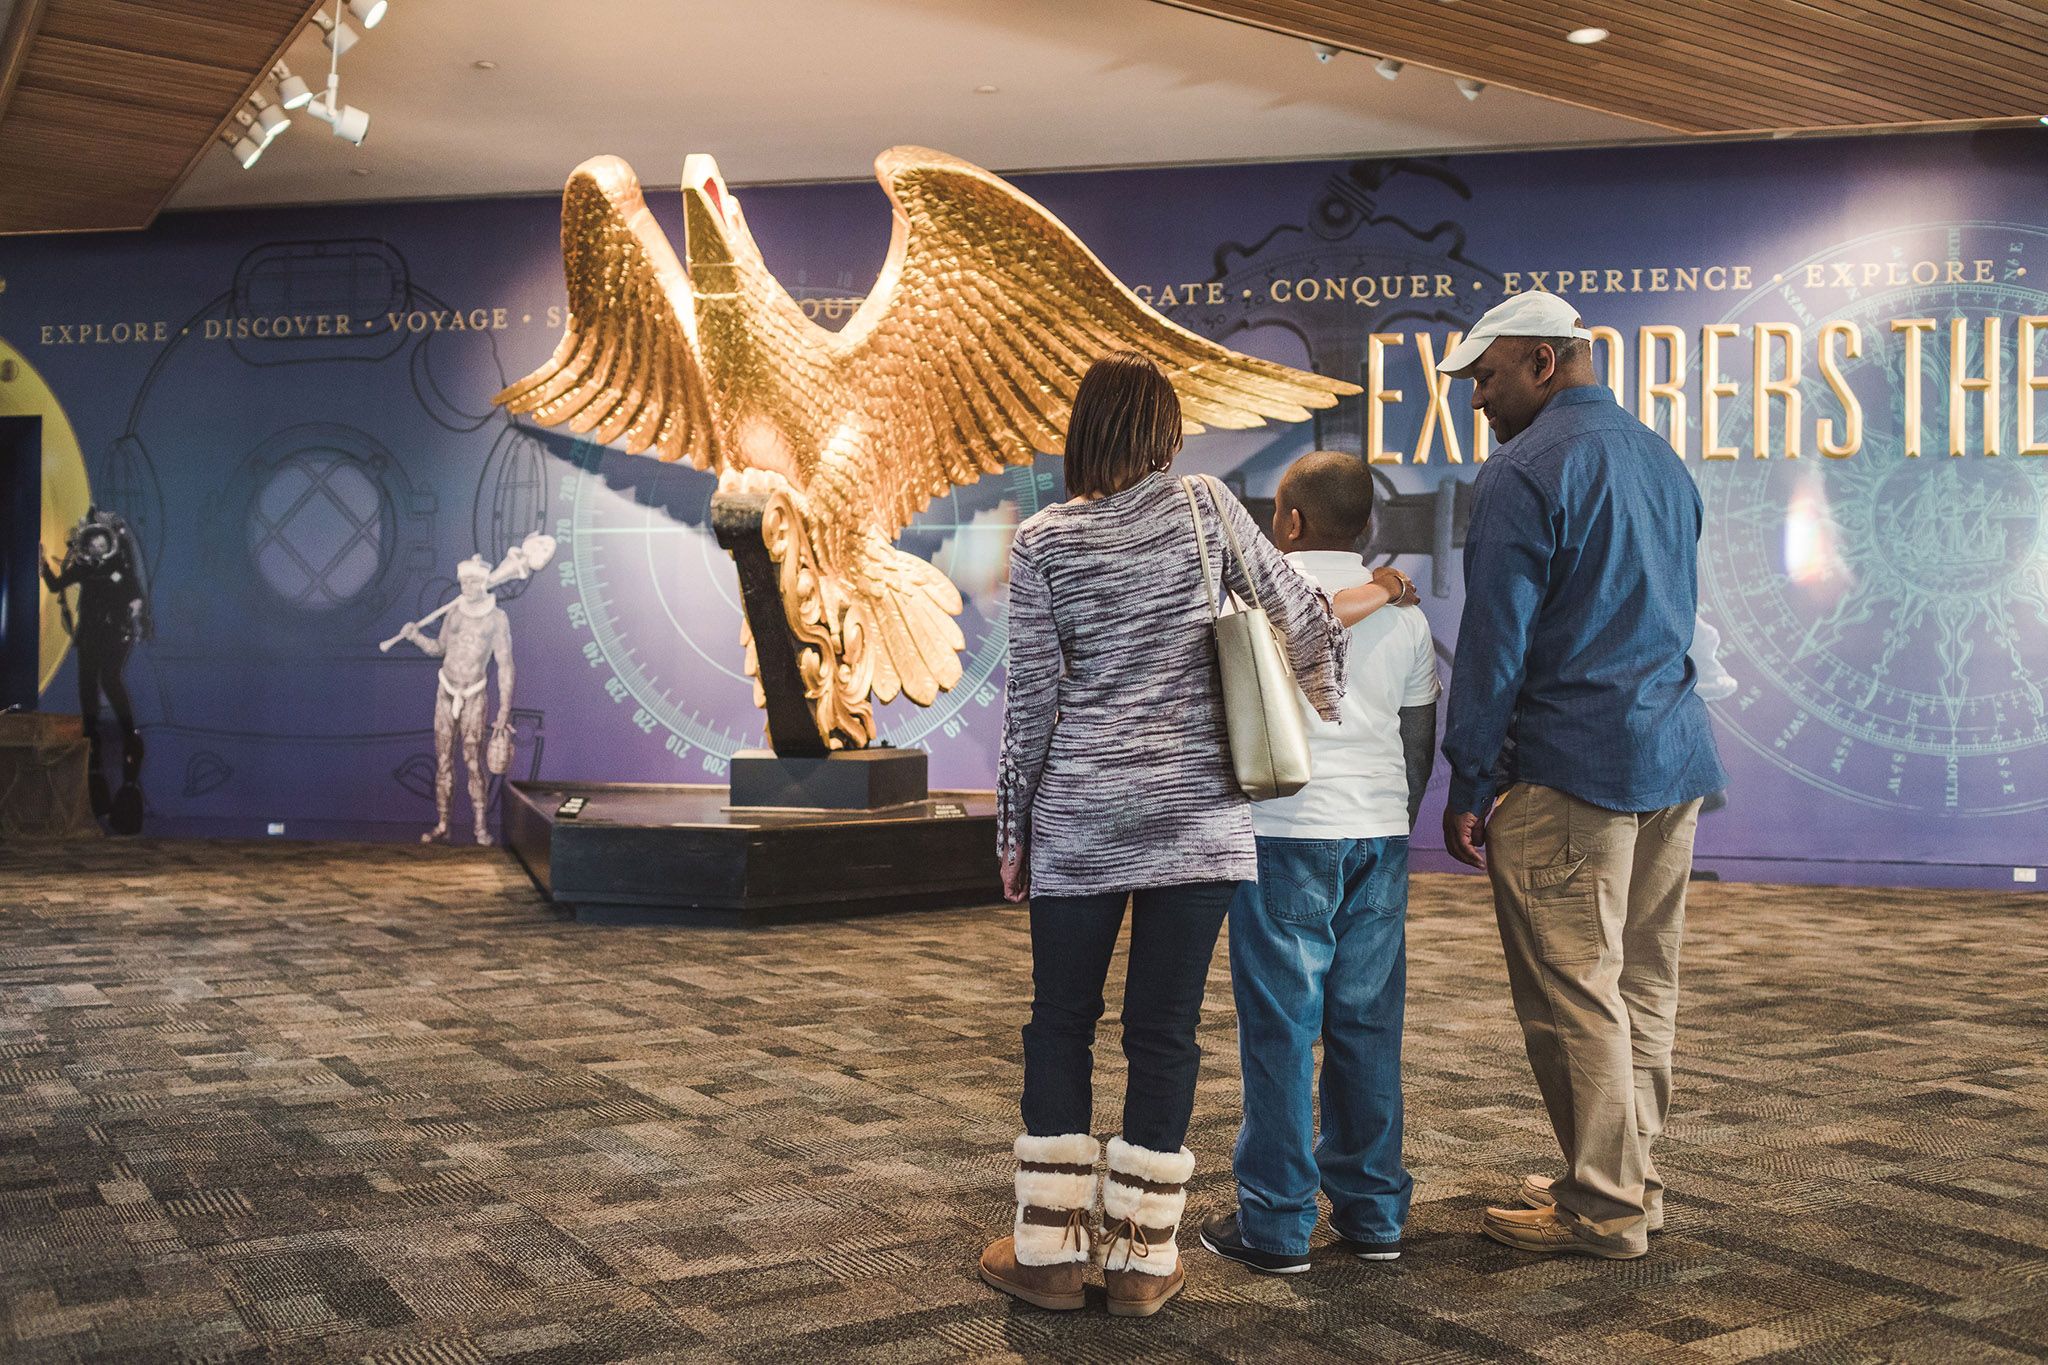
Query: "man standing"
1437 293 1724 1260
1199 451 1435 1274
400 555 514 846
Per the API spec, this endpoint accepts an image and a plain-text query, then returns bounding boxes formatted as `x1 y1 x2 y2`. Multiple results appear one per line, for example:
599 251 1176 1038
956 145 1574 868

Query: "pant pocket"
1528 855 1584 894
1255 840 1341 926
1525 844 1600 963
1528 889 1602 964
1362 838 1411 916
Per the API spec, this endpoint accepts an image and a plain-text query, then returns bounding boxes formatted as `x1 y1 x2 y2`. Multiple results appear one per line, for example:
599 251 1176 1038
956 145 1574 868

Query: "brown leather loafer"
1520 1175 1664 1232
1482 1204 1645 1259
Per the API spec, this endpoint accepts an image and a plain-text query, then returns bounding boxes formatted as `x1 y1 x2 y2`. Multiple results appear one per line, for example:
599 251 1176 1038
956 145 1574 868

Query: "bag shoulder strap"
1196 474 1269 618
1181 476 1222 620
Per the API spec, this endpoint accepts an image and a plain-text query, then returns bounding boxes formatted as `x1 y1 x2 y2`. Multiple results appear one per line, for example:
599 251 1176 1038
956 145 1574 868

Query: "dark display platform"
728 747 928 809
504 780 1002 925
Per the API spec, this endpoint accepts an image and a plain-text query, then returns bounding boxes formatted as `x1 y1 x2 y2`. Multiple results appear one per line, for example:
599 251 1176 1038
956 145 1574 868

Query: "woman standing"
980 352 1415 1316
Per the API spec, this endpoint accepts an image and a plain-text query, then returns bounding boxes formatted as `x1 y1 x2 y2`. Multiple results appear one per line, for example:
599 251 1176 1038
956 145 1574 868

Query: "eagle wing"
494 156 714 468
835 146 1361 541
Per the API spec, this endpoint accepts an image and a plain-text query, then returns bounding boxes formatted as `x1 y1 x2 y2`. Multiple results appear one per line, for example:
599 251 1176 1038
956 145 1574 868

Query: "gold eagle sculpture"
495 147 1359 750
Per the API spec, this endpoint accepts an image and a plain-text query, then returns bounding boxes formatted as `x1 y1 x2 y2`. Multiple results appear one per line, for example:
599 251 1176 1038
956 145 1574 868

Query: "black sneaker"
1198 1211 1310 1275
1334 1234 1402 1261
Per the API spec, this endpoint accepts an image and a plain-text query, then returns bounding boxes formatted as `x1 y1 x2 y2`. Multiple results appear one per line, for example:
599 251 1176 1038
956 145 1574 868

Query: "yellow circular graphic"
0 335 92 694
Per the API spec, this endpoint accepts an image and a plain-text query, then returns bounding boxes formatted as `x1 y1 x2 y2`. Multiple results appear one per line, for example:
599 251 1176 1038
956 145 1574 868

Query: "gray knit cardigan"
996 472 1348 898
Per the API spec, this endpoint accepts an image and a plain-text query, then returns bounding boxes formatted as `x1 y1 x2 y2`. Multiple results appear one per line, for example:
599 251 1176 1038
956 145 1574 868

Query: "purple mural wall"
3 130 2044 889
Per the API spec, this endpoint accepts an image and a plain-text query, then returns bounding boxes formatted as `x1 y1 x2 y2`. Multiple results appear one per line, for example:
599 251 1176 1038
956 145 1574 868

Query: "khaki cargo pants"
1486 783 1703 1255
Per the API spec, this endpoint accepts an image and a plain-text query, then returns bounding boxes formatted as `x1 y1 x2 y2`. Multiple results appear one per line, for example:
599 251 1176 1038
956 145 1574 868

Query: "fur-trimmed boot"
978 1133 1098 1311
1100 1137 1194 1317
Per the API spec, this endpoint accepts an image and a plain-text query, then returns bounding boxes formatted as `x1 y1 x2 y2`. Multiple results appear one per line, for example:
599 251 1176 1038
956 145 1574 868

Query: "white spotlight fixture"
1375 57 1403 80
311 10 359 55
1312 43 1339 63
219 125 263 169
273 61 313 109
347 0 388 28
1456 78 1485 100
309 96 371 145
2039 114 2048 126
1567 26 1609 45
247 92 291 146
334 105 371 144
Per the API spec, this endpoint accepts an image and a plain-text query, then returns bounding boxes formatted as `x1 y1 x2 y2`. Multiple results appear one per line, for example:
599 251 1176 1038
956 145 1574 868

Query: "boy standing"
1200 451 1438 1272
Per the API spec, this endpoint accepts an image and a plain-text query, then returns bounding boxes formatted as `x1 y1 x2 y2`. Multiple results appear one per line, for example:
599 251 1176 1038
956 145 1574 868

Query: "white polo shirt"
1253 551 1441 842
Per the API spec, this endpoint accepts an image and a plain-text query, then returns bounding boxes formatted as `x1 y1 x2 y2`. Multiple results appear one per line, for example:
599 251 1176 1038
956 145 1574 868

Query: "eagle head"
682 152 741 295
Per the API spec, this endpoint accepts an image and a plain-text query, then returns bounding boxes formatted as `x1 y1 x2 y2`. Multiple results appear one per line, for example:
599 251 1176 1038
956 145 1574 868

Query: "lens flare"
1783 473 1849 587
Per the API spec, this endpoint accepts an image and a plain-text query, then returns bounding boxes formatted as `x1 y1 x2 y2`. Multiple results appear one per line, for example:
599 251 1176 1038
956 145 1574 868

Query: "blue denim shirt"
1444 384 1725 815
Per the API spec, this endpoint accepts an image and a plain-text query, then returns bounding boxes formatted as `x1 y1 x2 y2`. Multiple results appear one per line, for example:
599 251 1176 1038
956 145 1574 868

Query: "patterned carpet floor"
1 839 2045 1364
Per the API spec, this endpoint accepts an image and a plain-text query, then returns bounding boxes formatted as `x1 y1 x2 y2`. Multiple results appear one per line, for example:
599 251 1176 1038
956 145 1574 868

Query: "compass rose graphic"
1699 222 2048 814
559 446 1049 778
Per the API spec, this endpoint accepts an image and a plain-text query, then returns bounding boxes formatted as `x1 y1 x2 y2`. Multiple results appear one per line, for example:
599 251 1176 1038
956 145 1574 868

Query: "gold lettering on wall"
39 321 170 345
1817 321 1864 458
1753 323 1803 459
1891 319 1936 456
1412 332 1464 464
1367 332 1406 464
1637 325 1687 459
1588 325 1624 401
1500 264 1752 296
2020 316 2048 456
1949 317 2001 457
1700 323 1741 461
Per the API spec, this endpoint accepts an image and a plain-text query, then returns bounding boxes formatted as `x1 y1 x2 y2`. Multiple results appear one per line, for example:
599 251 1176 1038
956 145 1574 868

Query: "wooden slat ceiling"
1157 1 2048 135
0 0 324 235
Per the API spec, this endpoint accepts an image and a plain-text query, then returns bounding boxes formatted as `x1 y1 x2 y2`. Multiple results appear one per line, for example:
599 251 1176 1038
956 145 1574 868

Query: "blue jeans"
1229 837 1412 1253
1021 882 1235 1152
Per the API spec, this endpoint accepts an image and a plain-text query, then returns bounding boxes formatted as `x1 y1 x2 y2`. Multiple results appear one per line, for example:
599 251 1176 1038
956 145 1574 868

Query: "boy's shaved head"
1276 451 1375 546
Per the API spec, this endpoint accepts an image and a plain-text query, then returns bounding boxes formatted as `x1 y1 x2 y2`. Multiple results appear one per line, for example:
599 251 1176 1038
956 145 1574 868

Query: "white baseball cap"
1436 291 1593 374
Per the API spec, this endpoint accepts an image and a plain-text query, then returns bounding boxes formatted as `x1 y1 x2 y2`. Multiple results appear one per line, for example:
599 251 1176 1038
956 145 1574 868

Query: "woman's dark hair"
1062 351 1183 499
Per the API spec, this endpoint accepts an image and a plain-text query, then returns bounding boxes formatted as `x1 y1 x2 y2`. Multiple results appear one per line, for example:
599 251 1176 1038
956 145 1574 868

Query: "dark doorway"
0 416 41 712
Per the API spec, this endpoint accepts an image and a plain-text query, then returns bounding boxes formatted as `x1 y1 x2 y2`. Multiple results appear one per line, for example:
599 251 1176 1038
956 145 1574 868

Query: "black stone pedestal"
504 781 999 925
728 747 928 810
541 497 989 925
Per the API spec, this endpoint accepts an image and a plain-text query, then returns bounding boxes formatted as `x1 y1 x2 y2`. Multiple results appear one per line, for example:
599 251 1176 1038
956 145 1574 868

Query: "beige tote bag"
1182 475 1313 802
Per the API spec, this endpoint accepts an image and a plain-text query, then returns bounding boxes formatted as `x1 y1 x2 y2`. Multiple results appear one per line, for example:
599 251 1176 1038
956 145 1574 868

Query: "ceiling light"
1312 43 1339 63
219 127 263 169
1567 26 1609 44
247 92 291 146
1456 78 1485 100
472 59 497 70
1375 57 1403 80
974 84 998 94
329 105 370 145
273 61 313 109
347 0 388 28
309 97 371 145
311 11 359 56
2039 115 2048 126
